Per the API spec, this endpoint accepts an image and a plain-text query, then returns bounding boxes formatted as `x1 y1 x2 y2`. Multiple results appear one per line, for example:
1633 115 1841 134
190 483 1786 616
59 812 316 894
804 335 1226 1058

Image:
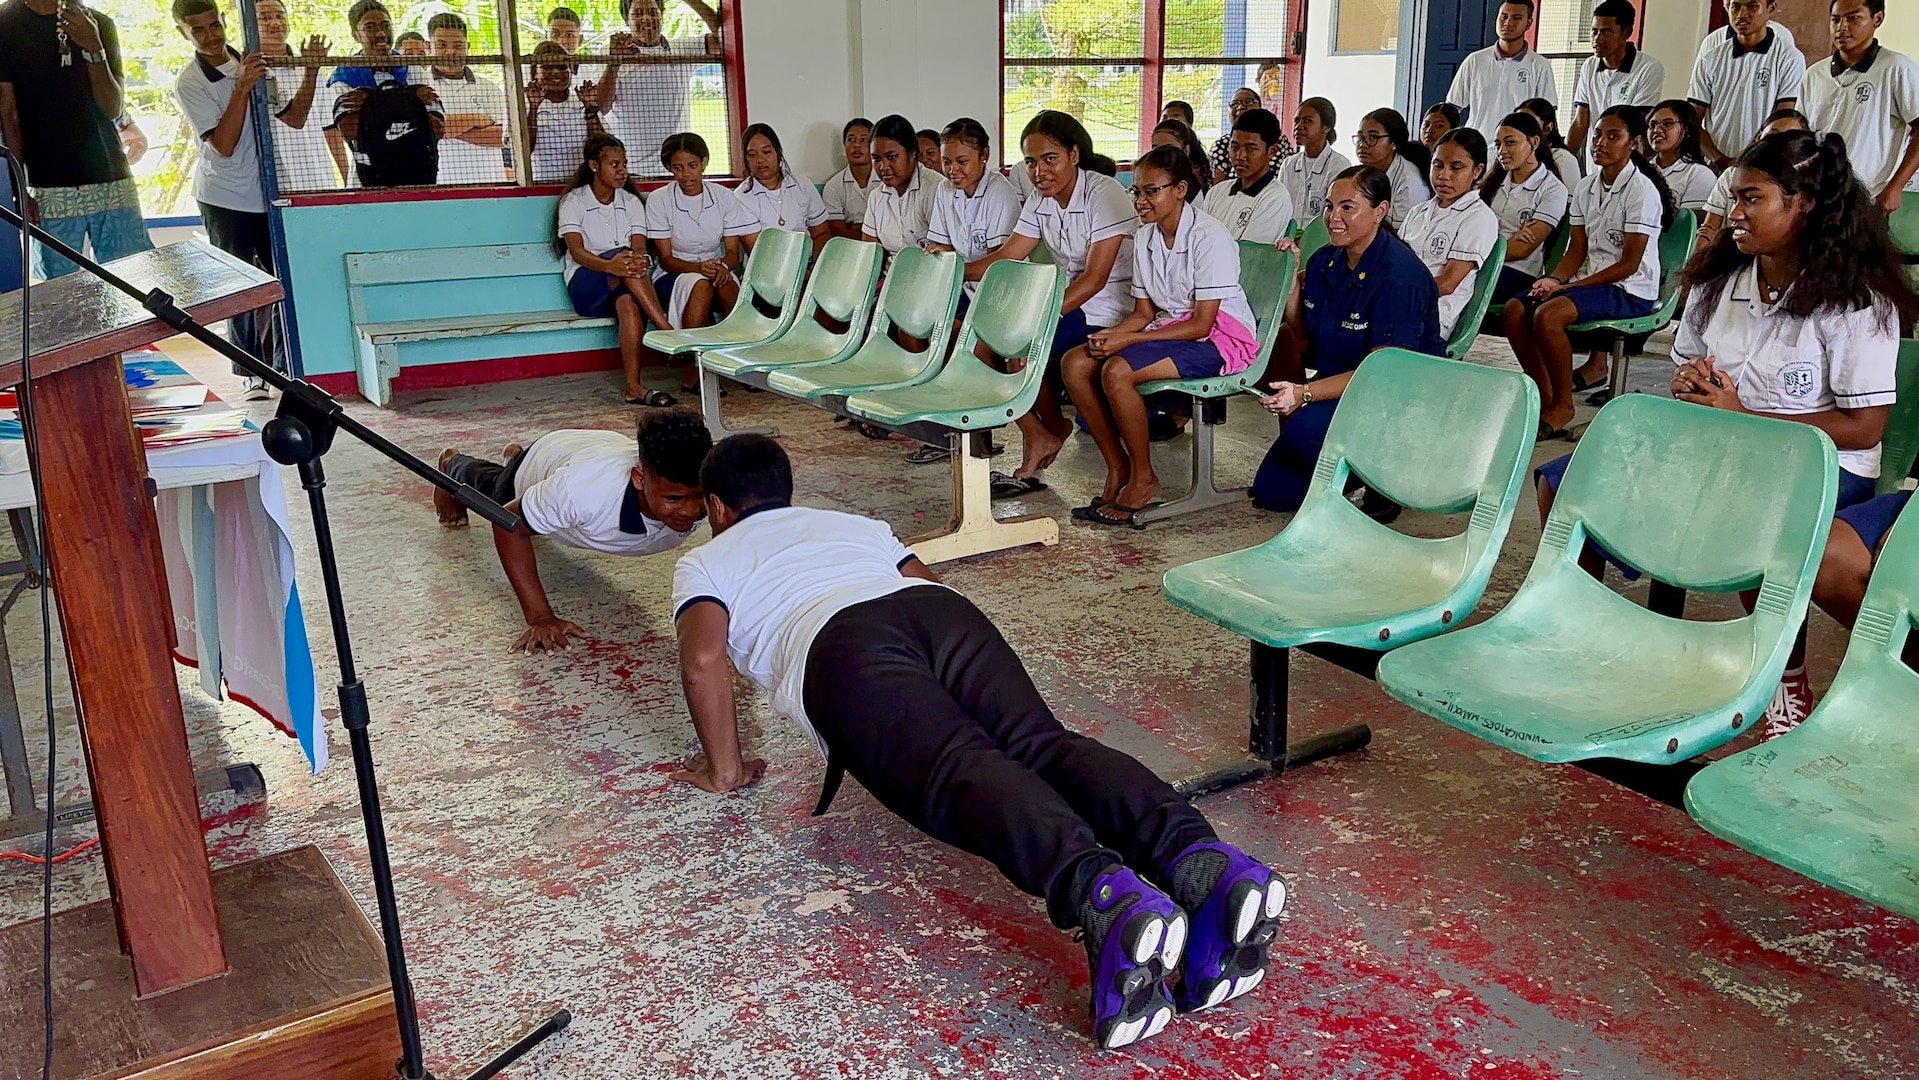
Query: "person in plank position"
668 435 1287 1050
434 408 712 654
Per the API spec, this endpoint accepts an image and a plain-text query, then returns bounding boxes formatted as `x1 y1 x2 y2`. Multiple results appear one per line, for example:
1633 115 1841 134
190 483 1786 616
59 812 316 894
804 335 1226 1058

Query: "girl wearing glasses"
1251 166 1444 514
1401 128 1501 340
1647 99 1716 210
973 110 1135 497
1060 146 1260 527
1354 108 1431 227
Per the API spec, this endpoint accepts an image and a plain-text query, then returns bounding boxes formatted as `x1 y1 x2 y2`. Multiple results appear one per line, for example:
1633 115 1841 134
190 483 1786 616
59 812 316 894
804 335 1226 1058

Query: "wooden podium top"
0 240 282 387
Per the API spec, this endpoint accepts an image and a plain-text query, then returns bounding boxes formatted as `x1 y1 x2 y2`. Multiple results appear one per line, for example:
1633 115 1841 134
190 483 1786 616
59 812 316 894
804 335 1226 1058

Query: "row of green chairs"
649 237 1070 564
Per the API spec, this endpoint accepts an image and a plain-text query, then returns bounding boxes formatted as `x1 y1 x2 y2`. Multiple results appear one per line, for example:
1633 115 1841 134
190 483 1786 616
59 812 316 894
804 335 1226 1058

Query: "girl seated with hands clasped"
1400 127 1501 341
554 133 677 406
1061 146 1261 527
1481 111 1568 308
646 131 760 345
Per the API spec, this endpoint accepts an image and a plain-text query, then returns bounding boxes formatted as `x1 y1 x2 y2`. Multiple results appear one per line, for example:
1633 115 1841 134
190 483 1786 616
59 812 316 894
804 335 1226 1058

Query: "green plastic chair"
1684 498 1919 918
1298 216 1330 265
695 238 884 436
1891 189 1919 257
1376 393 1839 765
1569 208 1697 404
1879 337 1919 496
1028 242 1055 266
841 260 1067 565
762 246 963 400
1134 243 1296 524
1542 214 1572 273
642 226 811 357
1443 237 1507 360
1163 349 1539 782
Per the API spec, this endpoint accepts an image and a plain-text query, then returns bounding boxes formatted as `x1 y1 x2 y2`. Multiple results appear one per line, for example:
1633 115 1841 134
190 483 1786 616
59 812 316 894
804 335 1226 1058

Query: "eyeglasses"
1129 184 1171 200
1647 119 1683 133
1353 133 1388 147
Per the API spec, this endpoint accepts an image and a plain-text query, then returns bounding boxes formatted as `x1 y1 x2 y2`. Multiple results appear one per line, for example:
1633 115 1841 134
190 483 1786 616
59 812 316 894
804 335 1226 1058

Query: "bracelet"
1298 382 1313 407
80 48 107 64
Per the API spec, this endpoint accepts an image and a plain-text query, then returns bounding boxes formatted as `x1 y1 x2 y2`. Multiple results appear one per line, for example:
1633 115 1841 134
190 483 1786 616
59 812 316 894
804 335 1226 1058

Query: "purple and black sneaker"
1166 840 1286 1013
1078 864 1186 1050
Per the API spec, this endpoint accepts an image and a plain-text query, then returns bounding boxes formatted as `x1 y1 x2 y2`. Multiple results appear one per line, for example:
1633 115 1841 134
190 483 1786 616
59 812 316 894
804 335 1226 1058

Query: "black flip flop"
1083 502 1148 529
1571 371 1606 393
1585 387 1614 406
1536 420 1573 442
627 389 677 407
1070 497 1110 522
990 471 1048 500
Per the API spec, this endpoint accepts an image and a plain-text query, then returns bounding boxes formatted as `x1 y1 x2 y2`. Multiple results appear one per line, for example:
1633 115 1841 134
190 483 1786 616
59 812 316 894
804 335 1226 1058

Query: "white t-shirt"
429 69 508 184
605 36 705 170
1689 24 1807 157
1200 169 1295 245
1007 162 1037 201
1552 146 1584 181
1673 263 1900 476
514 430 695 555
670 505 940 756
175 51 265 214
1703 166 1735 221
821 165 876 226
1803 44 1919 197
1570 166 1664 300
555 184 646 284
1130 202 1258 335
860 165 942 254
265 60 340 192
1660 158 1717 211
1572 46 1667 117
1400 191 1502 337
1447 43 1558 132
738 168 828 233
1487 163 1570 277
1384 154 1432 228
926 171 1023 297
1013 169 1138 328
528 90 602 183
645 181 758 264
1279 144 1351 221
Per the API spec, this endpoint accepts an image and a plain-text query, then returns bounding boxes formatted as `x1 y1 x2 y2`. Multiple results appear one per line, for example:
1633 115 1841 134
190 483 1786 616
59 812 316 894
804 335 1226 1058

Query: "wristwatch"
80 48 108 64
1299 382 1313 406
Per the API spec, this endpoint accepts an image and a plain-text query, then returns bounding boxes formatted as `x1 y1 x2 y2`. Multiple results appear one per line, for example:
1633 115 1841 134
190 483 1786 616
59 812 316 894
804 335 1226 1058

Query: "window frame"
1329 0 1400 57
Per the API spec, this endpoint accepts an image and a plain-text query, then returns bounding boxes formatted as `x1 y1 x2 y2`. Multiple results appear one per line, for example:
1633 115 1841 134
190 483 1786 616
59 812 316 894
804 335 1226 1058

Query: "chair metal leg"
1136 397 1247 524
1590 333 1629 406
699 364 774 440
1176 642 1373 798
906 430 1057 565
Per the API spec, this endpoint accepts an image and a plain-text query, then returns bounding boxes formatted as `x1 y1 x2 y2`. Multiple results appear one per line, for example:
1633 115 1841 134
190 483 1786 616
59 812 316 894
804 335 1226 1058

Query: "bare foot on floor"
1019 425 1067 479
435 449 469 528
1117 475 1161 512
501 442 523 460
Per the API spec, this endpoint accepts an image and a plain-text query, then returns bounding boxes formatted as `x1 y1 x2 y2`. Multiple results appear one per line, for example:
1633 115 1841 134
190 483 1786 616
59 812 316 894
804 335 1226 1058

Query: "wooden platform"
0 845 400 1080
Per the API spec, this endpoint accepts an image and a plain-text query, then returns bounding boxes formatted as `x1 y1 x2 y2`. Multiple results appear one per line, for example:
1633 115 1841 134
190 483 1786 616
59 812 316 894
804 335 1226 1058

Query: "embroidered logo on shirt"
1856 81 1876 104
1757 67 1771 91
1780 361 1819 398
1425 234 1448 259
1608 228 1625 247
1237 208 1254 227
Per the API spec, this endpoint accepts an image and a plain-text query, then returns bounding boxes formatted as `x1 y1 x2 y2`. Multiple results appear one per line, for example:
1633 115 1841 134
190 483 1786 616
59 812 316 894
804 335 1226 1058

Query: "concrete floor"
3 335 1917 1079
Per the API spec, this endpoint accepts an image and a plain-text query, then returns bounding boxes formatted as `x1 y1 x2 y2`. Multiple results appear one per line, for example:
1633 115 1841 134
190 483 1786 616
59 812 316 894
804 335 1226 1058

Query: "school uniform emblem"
1426 234 1448 259
1780 361 1818 398
1856 81 1876 104
1238 208 1254 227
1757 67 1770 91
1607 228 1625 246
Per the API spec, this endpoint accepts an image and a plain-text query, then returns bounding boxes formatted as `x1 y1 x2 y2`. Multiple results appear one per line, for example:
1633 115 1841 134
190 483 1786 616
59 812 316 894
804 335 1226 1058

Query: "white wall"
1301 2 1400 140
858 1 1002 155
1642 0 1713 101
1882 9 1919 62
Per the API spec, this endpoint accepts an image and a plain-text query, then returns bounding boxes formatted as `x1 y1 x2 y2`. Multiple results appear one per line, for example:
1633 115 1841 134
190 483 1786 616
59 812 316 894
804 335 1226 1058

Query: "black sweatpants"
802 586 1215 929
443 447 528 504
199 202 283 375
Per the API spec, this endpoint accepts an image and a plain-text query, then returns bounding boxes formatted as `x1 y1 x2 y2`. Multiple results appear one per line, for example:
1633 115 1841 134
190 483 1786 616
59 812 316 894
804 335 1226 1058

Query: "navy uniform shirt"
1298 231 1443 374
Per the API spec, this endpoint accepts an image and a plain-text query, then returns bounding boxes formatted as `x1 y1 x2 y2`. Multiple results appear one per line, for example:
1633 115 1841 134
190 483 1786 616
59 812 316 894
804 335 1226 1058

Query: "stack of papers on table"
0 348 256 473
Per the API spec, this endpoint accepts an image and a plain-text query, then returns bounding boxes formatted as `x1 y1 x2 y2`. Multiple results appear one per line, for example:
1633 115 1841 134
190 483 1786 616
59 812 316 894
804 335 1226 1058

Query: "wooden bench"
344 242 614 407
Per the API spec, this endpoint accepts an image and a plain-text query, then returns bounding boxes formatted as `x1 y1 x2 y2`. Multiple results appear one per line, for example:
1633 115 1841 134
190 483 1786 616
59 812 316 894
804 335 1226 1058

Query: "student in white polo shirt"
555 134 675 405
434 409 711 655
1803 0 1919 215
646 132 760 336
860 114 942 258
822 118 877 241
669 434 1287 1050
1568 0 1666 154
924 117 1023 312
1648 100 1717 209
592 0 720 175
973 111 1136 494
253 0 337 191
1519 98 1583 182
1503 105 1673 435
1445 0 1558 132
526 41 608 183
1354 109 1432 228
1697 108 1808 247
1281 97 1351 221
1201 107 1295 245
736 123 829 256
1689 0 1805 168
1482 111 1570 307
172 0 283 397
1401 129 1502 341
1061 146 1260 526
425 14 507 185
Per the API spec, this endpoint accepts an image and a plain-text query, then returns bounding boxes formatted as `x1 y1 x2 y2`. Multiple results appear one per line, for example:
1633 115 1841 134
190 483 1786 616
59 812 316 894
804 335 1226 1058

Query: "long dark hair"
1683 130 1919 331
1363 107 1431 178
1519 97 1570 156
1596 104 1675 231
554 132 625 256
1019 110 1119 177
1152 118 1212 192
1135 144 1203 204
1648 98 1706 165
1333 164 1399 237
1479 111 1562 201
871 114 917 158
741 122 786 187
1433 127 1488 194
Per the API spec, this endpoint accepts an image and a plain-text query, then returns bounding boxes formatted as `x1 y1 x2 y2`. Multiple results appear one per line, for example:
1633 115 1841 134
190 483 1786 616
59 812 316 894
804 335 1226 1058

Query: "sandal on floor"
627 389 677 407
1571 371 1606 393
1536 420 1573 442
906 444 952 465
1148 414 1185 442
1585 387 1614 406
1083 502 1148 529
1070 497 1111 522
990 471 1048 500
853 421 891 440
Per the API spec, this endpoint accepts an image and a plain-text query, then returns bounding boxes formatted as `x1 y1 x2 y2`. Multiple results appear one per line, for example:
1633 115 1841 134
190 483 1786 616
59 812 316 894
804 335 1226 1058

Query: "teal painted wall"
282 196 616 378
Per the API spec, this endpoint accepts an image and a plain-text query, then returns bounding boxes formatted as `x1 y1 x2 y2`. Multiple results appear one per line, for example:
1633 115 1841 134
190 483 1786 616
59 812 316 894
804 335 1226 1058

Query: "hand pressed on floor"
670 752 767 793
512 615 586 655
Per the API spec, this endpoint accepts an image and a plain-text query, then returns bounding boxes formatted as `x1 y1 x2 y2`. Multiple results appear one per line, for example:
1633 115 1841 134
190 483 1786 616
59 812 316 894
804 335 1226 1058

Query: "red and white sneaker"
1761 668 1813 740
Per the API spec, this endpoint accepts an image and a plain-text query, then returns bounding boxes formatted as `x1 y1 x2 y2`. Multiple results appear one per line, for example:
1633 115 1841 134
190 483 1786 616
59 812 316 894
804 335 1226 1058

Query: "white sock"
1783 666 1806 679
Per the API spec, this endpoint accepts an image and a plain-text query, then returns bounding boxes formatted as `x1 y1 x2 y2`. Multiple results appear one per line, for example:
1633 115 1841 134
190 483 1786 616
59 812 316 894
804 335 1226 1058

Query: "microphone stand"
0 197 569 1079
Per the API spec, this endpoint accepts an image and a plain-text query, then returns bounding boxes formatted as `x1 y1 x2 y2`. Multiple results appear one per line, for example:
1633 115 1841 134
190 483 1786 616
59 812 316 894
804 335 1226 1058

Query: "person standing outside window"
1568 0 1666 154
1446 0 1557 134
425 13 507 185
0 0 152 279
594 0 720 172
254 0 339 189
546 5 584 53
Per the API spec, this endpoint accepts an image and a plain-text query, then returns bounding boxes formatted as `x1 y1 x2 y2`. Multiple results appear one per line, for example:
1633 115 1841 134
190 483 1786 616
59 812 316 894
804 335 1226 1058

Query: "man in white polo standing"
425 12 507 185
1446 0 1557 134
1689 0 1806 168
1803 0 1919 214
1567 0 1666 154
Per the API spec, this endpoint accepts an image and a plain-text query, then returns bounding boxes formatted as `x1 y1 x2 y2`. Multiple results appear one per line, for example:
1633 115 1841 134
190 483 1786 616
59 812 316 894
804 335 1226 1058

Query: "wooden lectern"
0 241 399 1080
